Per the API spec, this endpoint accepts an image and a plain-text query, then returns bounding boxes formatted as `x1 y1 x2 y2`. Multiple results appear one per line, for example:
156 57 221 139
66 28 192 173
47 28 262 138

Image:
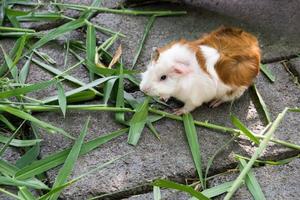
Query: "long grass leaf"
235 154 299 166
0 158 19 176
0 134 41 147
182 113 204 189
260 64 275 82
17 12 62 22
30 18 85 50
230 114 259 145
0 114 16 131
39 153 127 200
56 81 67 117
132 15 156 69
0 80 54 99
0 45 18 80
103 77 117 105
0 176 49 190
0 120 26 156
42 76 114 103
80 0 102 20
0 26 35 32
18 186 36 200
238 158 266 200
252 85 271 124
115 60 125 123
224 108 289 200
16 144 40 168
49 117 90 200
127 97 150 146
0 105 74 140
153 179 210 200
0 187 21 200
0 0 7 25
15 128 128 180
86 22 96 81
19 53 33 84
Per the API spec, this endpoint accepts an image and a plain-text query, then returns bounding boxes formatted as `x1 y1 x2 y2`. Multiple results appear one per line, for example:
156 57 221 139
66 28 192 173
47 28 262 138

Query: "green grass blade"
15 128 128 180
153 179 210 200
19 53 33 84
42 76 114 103
103 77 117 105
56 81 67 117
127 97 150 146
0 135 41 147
224 108 289 200
204 136 236 187
86 22 96 81
0 0 7 25
115 60 125 123
131 15 156 69
0 45 18 80
200 181 234 198
0 158 18 176
0 26 35 32
230 114 259 145
30 18 85 50
12 34 28 65
39 153 127 200
0 187 21 200
0 176 49 190
153 186 161 200
80 0 102 20
18 186 36 200
0 105 74 140
182 113 204 189
16 144 40 168
0 114 16 131
252 85 271 124
16 12 62 22
5 8 31 16
235 154 299 166
33 49 56 65
238 158 266 200
146 122 160 140
30 57 100 95
260 64 275 82
0 80 54 99
49 117 90 200
0 120 26 156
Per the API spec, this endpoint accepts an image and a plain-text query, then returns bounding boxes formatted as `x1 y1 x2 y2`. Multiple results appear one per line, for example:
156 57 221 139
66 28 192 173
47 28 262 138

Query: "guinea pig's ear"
172 62 192 75
151 47 160 62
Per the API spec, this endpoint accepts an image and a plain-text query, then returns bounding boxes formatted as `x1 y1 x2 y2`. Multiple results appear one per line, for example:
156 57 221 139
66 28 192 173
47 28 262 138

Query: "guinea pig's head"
139 43 194 99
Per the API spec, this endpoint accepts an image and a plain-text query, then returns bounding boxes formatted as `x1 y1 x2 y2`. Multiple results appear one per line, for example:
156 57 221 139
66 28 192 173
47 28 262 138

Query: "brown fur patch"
195 26 261 86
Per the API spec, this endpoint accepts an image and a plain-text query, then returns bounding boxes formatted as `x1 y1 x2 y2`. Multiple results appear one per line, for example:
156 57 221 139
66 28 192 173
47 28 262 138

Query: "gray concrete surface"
0 1 299 199
289 57 300 78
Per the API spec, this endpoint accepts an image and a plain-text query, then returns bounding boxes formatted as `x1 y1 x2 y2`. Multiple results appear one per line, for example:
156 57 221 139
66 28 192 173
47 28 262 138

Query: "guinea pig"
140 27 260 115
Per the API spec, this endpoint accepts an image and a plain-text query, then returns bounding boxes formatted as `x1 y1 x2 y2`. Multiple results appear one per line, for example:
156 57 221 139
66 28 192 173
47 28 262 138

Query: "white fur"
140 43 245 114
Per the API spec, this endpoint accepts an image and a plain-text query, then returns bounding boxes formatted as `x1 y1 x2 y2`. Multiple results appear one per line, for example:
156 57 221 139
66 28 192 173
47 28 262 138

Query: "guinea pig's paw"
173 107 189 115
209 99 223 108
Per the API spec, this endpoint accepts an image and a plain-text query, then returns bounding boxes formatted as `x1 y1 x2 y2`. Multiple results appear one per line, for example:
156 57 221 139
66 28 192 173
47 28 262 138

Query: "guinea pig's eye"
160 75 167 81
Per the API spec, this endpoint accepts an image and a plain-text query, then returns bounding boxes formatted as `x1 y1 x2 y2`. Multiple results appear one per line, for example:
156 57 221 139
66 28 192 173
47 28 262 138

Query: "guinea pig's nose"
141 86 150 94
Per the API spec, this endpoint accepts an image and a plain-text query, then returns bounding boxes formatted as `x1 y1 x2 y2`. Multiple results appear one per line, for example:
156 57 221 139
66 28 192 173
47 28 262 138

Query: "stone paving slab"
124 158 300 200
289 57 300 78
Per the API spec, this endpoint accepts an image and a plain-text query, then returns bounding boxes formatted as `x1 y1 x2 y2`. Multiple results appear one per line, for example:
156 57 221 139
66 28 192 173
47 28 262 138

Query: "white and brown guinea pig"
140 27 260 115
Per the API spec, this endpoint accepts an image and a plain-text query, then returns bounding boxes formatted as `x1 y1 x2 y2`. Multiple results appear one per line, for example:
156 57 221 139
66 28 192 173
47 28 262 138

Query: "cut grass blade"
19 53 33 84
12 34 28 65
0 105 74 140
131 15 156 69
0 158 19 176
103 77 117 105
49 117 90 200
0 176 49 190
16 12 62 22
86 22 96 81
1 45 18 81
30 18 85 50
15 128 128 180
204 136 236 188
42 76 115 104
0 187 21 200
153 179 210 200
0 80 55 99
230 114 259 145
0 26 35 32
190 181 234 199
0 114 16 131
260 64 275 82
235 154 299 166
252 85 271 124
182 113 204 189
33 49 56 65
0 120 26 156
238 158 266 200
18 186 36 200
16 144 40 168
0 134 41 147
51 3 187 16
56 81 67 117
115 59 125 123
79 0 102 20
153 186 161 200
0 0 7 25
224 108 289 200
127 97 150 146
39 153 128 200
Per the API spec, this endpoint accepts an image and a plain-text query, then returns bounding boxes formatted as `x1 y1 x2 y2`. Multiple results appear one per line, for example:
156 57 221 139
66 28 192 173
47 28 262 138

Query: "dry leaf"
108 45 122 69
